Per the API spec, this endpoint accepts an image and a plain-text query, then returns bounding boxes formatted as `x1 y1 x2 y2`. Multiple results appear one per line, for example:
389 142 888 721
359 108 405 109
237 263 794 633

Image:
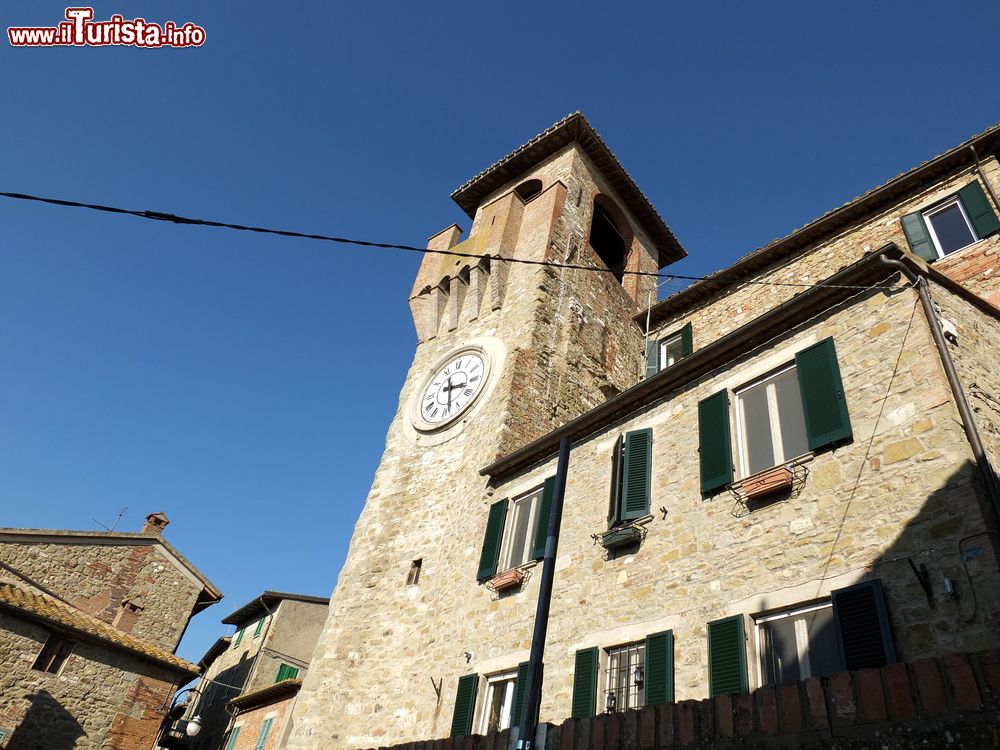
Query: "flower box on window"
599 525 642 551
742 465 793 500
489 568 525 592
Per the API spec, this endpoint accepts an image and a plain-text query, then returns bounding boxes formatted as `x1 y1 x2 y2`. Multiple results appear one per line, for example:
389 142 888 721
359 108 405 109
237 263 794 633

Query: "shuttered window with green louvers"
531 477 556 561
510 660 542 726
450 674 479 736
795 338 852 451
698 390 733 494
621 428 652 521
571 647 598 718
644 630 675 705
831 579 895 670
959 181 1000 239
477 498 508 581
708 615 747 696
902 181 1000 261
608 430 651 525
275 663 299 682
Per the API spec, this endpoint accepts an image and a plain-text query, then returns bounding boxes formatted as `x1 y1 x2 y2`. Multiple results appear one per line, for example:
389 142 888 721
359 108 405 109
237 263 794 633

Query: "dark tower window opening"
514 179 543 202
406 559 422 585
589 202 627 282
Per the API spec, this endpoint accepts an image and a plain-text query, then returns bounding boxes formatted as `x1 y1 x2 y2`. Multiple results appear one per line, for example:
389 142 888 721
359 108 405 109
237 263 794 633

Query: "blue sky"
1 1 998 663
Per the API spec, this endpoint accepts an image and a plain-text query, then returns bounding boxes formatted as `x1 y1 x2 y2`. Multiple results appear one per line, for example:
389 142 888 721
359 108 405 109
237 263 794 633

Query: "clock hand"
446 377 453 411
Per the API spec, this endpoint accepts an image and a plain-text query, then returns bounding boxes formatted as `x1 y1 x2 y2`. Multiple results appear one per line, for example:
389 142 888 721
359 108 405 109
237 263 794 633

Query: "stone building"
167 591 328 750
284 114 1000 749
0 512 221 749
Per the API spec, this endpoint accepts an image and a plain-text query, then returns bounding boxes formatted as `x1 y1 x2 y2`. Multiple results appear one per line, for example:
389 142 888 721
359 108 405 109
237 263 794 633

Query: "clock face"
419 351 486 425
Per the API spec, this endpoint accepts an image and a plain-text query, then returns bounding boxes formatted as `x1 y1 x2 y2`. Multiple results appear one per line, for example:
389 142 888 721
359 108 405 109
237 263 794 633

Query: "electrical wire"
0 190 895 292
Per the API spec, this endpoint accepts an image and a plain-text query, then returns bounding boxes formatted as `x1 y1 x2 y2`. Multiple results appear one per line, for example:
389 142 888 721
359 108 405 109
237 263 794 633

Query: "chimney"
113 596 145 633
142 512 169 535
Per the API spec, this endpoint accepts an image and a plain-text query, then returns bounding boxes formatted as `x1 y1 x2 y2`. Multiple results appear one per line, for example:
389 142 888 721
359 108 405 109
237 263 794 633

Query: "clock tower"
285 113 686 749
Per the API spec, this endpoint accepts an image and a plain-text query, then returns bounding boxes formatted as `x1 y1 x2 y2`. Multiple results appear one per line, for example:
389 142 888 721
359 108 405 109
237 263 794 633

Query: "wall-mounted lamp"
605 690 617 713
634 665 644 687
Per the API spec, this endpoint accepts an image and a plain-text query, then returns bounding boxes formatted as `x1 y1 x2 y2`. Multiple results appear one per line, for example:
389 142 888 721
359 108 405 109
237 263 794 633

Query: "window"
698 338 853 494
498 488 542 570
476 477 554 581
608 429 652 526
31 635 74 674
571 631 673 717
406 558 422 585
902 181 1000 261
513 179 542 202
253 717 274 750
755 602 841 686
275 663 300 682
233 627 245 647
645 323 693 378
604 642 645 713
478 670 517 733
734 364 809 477
588 199 630 283
253 616 267 638
223 725 242 750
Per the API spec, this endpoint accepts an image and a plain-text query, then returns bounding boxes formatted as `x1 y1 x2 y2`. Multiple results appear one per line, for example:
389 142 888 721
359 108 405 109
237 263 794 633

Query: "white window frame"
603 641 646 713
477 670 517 734
658 333 684 371
734 363 808 478
923 196 979 259
753 601 833 686
497 486 542 572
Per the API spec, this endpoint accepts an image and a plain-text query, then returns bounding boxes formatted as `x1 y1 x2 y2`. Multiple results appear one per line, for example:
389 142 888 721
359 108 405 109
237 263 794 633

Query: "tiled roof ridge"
0 577 199 676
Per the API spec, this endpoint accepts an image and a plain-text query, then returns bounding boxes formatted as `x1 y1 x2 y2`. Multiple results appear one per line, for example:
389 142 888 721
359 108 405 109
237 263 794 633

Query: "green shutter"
645 338 659 378
450 674 479 736
253 617 266 637
621 429 652 521
275 663 299 682
234 627 244 647
680 322 693 357
224 727 241 750
571 647 598 718
708 616 747 696
832 579 895 671
477 498 508 581
253 718 273 750
901 211 937 262
532 477 556 561
796 337 852 451
958 181 1000 239
608 435 624 524
698 390 733 494
644 630 674 705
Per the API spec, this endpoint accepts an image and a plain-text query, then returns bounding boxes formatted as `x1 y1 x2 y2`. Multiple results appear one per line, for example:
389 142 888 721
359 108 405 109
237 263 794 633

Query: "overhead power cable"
0 190 893 292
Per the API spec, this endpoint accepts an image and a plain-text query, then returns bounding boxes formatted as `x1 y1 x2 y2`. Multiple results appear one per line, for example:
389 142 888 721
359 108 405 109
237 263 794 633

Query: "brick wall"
371 650 1000 750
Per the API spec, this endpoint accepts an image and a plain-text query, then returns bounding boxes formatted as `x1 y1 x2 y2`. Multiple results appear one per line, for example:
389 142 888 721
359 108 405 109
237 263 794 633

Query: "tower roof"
451 112 686 268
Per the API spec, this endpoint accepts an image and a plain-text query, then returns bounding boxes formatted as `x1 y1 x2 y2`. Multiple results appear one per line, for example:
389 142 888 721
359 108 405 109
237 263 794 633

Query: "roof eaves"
228 679 302 711
221 591 329 626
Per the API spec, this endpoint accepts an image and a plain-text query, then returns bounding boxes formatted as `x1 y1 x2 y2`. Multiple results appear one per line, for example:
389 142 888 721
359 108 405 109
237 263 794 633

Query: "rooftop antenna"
93 506 128 532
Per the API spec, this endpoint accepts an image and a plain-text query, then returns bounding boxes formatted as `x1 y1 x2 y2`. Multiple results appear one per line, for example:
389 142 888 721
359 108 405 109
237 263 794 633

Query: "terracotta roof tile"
0 579 199 677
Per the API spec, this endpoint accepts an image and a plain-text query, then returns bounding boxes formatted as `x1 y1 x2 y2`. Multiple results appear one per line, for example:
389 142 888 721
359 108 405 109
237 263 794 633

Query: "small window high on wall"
589 202 627 282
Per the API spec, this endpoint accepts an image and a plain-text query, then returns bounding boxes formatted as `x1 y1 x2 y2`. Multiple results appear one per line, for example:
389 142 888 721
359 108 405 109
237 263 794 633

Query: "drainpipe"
969 145 1000 215
879 255 1000 528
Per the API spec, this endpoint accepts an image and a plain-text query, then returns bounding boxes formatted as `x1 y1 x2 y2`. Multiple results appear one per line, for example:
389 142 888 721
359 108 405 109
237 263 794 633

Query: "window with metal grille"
604 642 645 713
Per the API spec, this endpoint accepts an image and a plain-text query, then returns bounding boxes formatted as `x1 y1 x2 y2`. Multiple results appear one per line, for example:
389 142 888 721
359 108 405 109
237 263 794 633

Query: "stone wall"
455 281 1000 730
0 539 203 651
369 649 1000 750
0 611 176 750
646 157 1000 355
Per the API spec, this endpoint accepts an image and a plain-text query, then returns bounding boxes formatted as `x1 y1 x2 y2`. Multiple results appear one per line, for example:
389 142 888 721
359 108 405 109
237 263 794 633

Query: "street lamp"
185 715 203 737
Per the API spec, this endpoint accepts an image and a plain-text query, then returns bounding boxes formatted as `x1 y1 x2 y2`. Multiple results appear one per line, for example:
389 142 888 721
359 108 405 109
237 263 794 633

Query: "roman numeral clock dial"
419 352 485 425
